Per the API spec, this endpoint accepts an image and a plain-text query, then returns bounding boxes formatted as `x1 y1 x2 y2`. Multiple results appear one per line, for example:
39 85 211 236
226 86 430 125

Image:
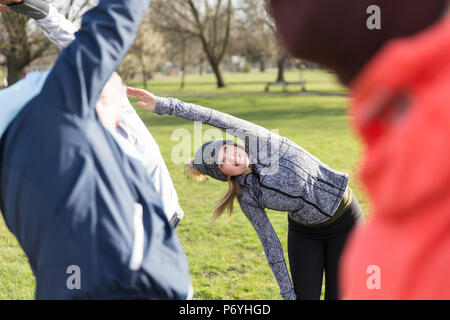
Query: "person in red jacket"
266 0 450 299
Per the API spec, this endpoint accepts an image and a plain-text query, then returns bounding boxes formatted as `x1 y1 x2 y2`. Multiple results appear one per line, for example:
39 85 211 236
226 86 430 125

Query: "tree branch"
218 0 232 62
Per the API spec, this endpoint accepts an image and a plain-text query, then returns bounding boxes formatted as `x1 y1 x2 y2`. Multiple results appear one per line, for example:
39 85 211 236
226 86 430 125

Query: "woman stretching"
128 87 364 300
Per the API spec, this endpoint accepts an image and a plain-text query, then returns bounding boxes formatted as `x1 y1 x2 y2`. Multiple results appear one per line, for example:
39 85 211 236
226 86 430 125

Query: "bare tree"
231 0 277 72
0 0 94 86
236 0 288 82
0 11 48 84
151 0 233 88
161 31 200 89
119 15 166 89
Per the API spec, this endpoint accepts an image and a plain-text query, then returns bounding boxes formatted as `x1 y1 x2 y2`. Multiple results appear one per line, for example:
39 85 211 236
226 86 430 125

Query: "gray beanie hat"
193 139 235 181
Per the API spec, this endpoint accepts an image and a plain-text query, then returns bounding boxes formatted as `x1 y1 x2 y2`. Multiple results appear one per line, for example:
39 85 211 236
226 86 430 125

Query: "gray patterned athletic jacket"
154 97 349 300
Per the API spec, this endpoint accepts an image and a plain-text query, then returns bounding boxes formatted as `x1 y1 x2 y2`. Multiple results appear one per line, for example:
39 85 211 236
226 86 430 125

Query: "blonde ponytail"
184 159 208 182
208 176 241 223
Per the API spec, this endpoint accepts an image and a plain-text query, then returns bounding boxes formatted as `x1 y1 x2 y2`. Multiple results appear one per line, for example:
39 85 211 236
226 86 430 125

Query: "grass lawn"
0 70 368 300
134 69 347 96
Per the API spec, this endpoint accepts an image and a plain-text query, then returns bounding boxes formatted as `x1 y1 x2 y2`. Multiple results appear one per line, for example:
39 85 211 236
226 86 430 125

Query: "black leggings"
287 195 363 300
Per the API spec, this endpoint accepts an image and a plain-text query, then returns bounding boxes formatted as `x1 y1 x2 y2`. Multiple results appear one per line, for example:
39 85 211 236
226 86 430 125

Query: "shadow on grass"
232 105 347 122
138 102 348 128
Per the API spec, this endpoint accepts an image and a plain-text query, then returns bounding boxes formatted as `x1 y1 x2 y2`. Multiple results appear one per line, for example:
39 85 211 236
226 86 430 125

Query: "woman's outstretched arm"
127 87 281 149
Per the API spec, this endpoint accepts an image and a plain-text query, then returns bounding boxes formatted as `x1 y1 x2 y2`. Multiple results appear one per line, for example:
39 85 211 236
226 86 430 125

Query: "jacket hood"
0 71 49 140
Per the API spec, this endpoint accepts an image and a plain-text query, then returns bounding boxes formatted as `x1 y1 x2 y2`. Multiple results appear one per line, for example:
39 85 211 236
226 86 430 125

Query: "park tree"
150 0 233 88
159 29 206 89
0 8 49 85
118 14 166 89
163 32 199 89
236 0 288 82
230 0 276 72
266 21 289 83
0 0 95 86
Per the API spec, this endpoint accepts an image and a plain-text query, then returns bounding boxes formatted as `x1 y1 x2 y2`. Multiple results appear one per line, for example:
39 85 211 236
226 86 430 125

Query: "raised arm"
37 4 78 49
37 0 149 117
237 199 297 300
5 0 78 49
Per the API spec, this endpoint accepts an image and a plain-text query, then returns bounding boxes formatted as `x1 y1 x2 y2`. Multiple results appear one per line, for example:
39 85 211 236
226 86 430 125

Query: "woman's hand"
127 87 157 112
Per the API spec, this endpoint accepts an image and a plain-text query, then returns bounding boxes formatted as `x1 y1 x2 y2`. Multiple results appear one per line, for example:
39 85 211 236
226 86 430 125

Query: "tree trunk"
259 59 265 72
6 57 25 86
210 61 226 88
276 56 286 82
140 58 148 89
199 57 204 75
180 39 186 89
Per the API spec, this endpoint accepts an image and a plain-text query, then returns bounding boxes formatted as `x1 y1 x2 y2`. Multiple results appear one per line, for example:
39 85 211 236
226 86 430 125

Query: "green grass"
130 69 347 95
0 219 35 299
0 70 368 300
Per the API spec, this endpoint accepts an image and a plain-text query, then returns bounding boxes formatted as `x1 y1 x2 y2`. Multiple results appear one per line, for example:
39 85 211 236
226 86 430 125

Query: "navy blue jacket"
0 0 191 299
